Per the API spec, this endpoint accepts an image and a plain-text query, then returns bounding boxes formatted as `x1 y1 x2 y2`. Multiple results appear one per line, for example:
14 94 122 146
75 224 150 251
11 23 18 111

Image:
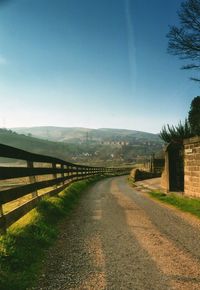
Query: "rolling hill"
0 127 164 166
12 126 161 143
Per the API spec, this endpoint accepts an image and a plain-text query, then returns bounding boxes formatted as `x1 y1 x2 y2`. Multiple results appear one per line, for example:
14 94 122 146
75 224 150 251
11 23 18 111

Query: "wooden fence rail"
0 143 131 232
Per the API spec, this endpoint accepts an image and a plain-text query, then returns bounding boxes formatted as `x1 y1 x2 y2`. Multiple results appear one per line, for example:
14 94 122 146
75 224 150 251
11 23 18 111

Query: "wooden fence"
0 143 130 232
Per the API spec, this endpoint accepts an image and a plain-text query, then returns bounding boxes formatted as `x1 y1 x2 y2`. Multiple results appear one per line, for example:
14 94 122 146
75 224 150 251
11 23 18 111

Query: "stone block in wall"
184 136 200 198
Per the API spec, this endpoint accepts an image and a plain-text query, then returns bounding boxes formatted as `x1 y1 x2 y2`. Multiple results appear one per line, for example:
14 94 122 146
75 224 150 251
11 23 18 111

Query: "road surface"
34 176 200 290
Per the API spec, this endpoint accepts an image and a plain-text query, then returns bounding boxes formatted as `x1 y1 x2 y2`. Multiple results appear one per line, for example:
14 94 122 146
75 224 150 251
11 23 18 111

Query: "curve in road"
33 176 200 290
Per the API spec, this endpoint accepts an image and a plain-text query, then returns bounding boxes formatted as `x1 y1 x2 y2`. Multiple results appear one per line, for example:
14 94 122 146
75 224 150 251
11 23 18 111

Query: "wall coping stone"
184 136 200 145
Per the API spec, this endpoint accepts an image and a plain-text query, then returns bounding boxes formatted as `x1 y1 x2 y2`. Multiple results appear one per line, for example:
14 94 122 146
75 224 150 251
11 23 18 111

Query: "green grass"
149 190 200 218
0 176 102 290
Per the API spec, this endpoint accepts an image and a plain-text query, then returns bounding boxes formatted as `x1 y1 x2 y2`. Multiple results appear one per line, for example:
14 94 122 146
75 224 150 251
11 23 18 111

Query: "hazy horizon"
9 125 160 135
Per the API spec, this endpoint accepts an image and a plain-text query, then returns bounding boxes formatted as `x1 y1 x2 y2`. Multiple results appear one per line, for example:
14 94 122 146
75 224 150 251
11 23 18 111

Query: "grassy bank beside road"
129 177 200 220
0 177 102 290
149 191 200 219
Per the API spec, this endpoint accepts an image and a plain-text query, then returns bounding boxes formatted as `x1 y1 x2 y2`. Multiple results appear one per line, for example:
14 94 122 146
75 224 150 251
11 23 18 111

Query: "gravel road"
34 176 200 290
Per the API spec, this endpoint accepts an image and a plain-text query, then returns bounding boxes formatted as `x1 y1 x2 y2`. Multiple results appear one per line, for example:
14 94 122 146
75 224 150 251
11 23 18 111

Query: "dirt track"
34 176 200 290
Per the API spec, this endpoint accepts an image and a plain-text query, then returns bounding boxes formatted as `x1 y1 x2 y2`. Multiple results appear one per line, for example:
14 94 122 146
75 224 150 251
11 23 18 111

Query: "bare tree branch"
167 0 200 82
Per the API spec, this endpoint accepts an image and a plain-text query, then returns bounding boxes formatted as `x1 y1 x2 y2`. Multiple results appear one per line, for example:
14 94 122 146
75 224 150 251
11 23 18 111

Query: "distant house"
161 136 200 197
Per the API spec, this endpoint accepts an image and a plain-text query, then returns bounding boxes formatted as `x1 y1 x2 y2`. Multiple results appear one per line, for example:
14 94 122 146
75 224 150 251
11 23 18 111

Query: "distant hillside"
12 126 161 143
0 128 77 162
1 128 163 166
12 127 89 142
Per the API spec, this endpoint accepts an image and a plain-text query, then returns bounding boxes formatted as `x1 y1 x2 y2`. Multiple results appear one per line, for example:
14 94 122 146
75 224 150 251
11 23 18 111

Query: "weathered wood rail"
0 143 130 232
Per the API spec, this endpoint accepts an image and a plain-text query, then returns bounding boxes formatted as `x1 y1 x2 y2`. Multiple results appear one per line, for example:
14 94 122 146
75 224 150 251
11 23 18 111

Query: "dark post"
52 163 58 188
0 205 3 216
27 161 38 198
0 205 6 234
61 164 65 185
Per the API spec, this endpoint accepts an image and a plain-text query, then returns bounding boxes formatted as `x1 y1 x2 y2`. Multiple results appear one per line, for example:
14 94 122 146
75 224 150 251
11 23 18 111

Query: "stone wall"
161 151 169 192
130 168 161 183
184 136 200 197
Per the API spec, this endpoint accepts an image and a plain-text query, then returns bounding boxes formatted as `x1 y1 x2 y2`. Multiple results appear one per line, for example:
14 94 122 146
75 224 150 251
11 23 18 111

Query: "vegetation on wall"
160 119 193 143
160 96 200 143
188 96 200 135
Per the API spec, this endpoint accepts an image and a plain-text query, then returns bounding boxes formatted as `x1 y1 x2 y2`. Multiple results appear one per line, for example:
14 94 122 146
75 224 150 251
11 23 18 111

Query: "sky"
0 0 199 133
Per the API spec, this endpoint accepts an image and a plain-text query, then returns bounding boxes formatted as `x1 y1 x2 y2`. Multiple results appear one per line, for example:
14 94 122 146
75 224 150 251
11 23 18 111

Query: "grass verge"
0 176 103 290
149 190 200 219
128 178 200 219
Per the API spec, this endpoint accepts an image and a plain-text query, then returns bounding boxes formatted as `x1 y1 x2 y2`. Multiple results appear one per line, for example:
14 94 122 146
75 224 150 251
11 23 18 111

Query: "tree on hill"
188 96 200 134
167 0 200 82
160 96 200 143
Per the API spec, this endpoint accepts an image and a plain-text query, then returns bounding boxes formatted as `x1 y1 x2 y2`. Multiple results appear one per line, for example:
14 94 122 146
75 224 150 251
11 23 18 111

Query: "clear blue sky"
0 0 199 133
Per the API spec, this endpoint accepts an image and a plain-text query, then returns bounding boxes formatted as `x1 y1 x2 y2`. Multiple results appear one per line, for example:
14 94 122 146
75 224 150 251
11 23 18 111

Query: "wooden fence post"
0 204 3 217
68 165 71 181
61 164 65 185
77 167 79 180
52 163 58 188
83 167 86 179
67 165 70 180
27 161 38 198
71 166 73 179
0 205 6 234
68 166 71 181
